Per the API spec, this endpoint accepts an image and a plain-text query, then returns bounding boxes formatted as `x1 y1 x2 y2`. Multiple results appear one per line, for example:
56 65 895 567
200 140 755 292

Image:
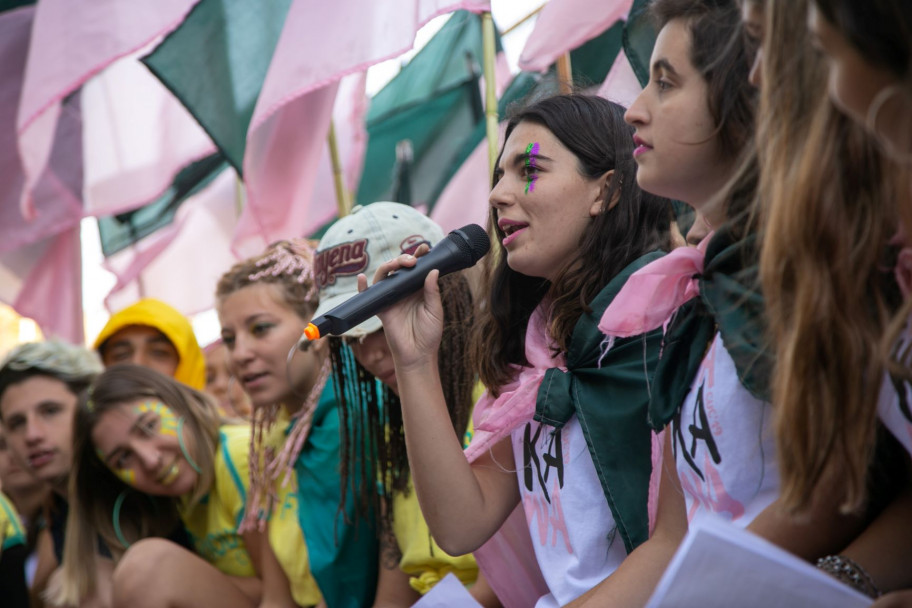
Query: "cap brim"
312 292 383 339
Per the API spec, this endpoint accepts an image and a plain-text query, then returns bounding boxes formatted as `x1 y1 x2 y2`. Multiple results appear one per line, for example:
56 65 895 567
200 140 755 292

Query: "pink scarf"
594 234 712 539
464 305 565 463
598 232 713 343
461 305 559 607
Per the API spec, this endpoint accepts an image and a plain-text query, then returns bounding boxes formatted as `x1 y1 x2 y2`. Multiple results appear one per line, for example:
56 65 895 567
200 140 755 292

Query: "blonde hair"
759 0 900 513
55 365 224 606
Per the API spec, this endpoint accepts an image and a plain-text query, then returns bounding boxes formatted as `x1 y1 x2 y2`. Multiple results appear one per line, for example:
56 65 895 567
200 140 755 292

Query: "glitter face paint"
134 400 180 438
524 142 540 194
98 446 138 486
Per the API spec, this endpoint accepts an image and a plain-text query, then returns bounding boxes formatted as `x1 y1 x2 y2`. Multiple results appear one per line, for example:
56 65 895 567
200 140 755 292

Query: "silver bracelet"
816 554 882 598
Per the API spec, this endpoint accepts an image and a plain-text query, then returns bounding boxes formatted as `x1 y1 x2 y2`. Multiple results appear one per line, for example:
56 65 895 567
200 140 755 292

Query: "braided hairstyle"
331 271 475 563
215 239 330 532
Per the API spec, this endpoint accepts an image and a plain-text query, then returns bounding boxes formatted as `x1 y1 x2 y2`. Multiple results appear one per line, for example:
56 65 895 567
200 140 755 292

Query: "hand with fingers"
361 245 445 373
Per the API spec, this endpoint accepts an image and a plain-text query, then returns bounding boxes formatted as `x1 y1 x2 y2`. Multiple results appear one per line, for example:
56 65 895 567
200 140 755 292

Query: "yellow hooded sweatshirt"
93 298 206 390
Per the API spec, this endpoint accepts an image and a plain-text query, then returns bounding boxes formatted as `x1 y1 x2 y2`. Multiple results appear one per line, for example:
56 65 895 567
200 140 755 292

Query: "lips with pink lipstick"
633 134 652 158
498 218 529 247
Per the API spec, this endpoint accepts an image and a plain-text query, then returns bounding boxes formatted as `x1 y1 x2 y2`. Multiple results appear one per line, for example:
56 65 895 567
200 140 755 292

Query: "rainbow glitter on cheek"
524 142 540 194
134 400 180 438
113 467 137 486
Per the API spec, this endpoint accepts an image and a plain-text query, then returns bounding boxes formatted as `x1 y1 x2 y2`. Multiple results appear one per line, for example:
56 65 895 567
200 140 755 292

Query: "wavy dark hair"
471 94 673 394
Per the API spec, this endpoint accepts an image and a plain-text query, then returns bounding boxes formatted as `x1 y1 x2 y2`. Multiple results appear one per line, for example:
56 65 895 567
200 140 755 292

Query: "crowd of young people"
2 0 912 605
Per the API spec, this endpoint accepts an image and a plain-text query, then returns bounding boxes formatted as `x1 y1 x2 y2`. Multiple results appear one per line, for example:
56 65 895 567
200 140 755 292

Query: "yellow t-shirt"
0 492 25 555
179 425 255 577
265 411 322 606
392 409 479 594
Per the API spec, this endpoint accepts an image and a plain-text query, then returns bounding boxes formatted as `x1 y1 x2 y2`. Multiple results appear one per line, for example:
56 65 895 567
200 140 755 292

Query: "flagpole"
234 173 244 218
327 120 352 217
557 52 573 94
502 4 545 36
482 11 498 181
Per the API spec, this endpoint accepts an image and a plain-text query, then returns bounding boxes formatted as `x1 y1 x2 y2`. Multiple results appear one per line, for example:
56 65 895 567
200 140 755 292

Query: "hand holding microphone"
302 224 490 341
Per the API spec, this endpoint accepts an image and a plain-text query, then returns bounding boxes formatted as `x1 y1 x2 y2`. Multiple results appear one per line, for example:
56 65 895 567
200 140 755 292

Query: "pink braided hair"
237 239 328 533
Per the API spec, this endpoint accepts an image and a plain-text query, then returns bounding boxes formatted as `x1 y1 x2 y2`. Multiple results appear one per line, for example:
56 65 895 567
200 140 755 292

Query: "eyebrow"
652 58 679 77
511 151 552 167
243 313 271 325
144 335 174 347
101 415 148 464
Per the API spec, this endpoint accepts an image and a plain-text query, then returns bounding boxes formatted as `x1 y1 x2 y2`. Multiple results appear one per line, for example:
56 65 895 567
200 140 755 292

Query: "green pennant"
141 0 294 175
97 153 227 257
623 0 658 88
0 0 34 12
356 11 496 209
569 20 625 87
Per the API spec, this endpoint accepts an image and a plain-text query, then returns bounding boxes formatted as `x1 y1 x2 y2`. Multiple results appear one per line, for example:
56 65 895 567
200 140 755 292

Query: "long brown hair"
56 365 224 606
758 0 900 514
471 95 672 394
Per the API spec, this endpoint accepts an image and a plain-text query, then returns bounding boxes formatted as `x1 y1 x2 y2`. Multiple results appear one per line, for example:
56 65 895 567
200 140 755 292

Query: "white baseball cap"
313 202 446 338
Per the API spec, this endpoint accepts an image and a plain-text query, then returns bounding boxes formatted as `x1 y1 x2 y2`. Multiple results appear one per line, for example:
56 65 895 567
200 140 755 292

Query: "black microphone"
302 224 490 340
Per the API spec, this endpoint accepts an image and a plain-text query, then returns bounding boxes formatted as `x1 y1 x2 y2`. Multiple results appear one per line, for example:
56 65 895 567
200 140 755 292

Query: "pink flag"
0 6 85 343
0 227 84 344
16 0 200 220
0 6 82 254
103 168 242 318
80 49 217 218
518 0 634 73
597 50 643 109
307 72 370 234
234 82 340 258
431 137 493 233
235 0 492 255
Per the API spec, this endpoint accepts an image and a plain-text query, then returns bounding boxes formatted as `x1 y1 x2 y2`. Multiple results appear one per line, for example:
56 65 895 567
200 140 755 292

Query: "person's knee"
112 539 180 606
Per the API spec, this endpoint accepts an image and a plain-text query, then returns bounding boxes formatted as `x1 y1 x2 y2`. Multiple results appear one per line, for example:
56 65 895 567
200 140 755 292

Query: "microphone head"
449 224 491 265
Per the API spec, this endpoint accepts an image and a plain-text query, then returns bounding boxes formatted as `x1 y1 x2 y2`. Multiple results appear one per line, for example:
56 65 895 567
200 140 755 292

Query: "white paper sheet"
646 516 873 608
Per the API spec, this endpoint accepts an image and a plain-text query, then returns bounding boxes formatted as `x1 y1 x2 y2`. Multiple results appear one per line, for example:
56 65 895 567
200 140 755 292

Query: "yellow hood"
93 298 206 390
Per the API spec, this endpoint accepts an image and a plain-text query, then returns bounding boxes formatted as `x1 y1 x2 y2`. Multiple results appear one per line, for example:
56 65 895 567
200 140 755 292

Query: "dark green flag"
142 0 294 174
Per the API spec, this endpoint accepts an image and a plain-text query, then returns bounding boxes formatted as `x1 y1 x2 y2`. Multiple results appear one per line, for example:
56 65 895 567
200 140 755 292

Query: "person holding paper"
568 0 881 605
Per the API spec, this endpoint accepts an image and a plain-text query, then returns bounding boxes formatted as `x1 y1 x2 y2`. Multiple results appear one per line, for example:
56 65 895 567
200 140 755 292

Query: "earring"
866 85 898 133
113 490 131 548
866 84 912 164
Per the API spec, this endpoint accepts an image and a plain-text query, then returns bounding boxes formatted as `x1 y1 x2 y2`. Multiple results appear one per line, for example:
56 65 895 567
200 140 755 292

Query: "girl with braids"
216 239 377 607
55 364 282 608
312 202 498 606
355 94 673 607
